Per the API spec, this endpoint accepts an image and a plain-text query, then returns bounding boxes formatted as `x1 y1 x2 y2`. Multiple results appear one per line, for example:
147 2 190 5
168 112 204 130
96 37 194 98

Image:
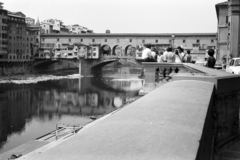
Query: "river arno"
0 73 143 154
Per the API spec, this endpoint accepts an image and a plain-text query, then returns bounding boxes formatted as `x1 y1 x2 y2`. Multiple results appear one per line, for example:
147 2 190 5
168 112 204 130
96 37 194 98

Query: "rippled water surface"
0 74 143 153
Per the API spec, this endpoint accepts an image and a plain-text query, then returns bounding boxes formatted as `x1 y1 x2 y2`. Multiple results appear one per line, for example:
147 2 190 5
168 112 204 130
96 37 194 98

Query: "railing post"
79 59 81 76
56 124 58 140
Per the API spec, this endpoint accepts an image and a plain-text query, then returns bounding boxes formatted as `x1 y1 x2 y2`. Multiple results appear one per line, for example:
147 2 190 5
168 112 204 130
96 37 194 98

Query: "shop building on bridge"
40 33 217 61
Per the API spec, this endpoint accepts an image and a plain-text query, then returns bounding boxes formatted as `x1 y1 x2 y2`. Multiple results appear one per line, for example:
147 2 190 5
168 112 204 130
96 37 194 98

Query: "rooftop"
41 33 217 38
215 1 228 6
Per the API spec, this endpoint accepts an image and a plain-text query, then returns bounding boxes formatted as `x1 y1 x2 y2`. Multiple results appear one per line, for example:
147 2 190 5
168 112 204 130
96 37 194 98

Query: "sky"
0 0 224 33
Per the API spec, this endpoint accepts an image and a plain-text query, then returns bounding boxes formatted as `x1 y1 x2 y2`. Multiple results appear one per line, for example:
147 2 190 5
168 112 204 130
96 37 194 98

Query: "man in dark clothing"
205 49 216 68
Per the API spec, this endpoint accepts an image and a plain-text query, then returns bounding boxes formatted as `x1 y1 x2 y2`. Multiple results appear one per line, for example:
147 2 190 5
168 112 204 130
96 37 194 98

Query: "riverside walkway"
17 80 214 160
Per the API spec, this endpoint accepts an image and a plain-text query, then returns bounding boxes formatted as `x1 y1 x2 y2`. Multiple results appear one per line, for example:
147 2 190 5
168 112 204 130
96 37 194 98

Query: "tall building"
228 0 240 58
215 1 228 62
216 0 240 61
7 11 40 61
7 11 28 61
26 19 41 59
0 2 8 62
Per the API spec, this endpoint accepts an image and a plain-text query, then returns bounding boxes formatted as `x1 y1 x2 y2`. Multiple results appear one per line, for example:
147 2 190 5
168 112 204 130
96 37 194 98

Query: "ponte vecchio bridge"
36 33 217 75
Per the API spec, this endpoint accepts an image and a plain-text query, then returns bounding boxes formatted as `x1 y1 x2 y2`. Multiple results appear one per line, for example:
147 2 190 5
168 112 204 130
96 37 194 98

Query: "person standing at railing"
174 49 182 63
186 50 192 63
142 44 155 62
163 47 175 63
177 46 186 62
151 47 157 62
205 49 216 68
142 44 151 60
157 52 166 62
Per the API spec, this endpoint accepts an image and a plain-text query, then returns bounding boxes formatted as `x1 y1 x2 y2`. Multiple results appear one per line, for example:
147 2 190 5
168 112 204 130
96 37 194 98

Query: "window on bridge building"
129 39 132 42
117 39 120 43
81 39 83 42
211 39 214 43
142 39 145 43
155 40 158 43
196 39 200 43
169 39 172 43
105 39 107 42
69 38 71 42
92 39 95 42
183 39 185 43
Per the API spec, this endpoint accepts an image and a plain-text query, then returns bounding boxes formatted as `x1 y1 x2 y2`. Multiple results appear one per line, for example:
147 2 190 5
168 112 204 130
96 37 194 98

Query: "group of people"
142 44 216 68
142 44 192 63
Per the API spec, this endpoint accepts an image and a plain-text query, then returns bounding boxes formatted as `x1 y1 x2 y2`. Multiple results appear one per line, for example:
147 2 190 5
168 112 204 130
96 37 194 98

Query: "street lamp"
171 34 175 49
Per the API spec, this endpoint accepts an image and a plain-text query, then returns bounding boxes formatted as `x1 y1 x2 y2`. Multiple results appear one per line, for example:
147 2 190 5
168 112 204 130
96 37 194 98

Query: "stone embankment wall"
0 63 32 76
0 60 79 76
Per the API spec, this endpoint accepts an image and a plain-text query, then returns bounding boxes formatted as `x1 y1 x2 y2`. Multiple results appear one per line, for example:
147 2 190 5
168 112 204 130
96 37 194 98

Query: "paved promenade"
17 80 214 160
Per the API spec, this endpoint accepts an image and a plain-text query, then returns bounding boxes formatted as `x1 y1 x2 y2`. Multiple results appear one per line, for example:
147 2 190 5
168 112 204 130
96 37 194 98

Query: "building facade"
0 3 8 61
7 11 28 61
216 0 240 61
40 19 69 34
26 24 41 59
6 11 40 62
228 0 240 58
40 33 217 61
25 17 35 25
215 1 228 62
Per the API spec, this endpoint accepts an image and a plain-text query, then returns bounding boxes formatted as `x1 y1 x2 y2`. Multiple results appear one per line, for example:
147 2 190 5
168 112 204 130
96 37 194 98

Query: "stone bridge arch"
101 44 111 55
112 45 123 56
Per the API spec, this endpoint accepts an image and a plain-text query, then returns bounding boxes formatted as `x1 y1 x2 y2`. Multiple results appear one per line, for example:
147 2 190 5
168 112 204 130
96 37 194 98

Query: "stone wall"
213 91 240 150
140 62 240 157
0 63 32 76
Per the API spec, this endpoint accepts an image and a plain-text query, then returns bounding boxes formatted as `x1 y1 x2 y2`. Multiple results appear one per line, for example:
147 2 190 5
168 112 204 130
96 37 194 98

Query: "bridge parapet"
140 62 240 153
102 55 136 60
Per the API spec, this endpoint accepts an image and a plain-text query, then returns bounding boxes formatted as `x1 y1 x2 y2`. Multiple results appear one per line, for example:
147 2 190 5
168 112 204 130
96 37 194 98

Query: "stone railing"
140 62 240 155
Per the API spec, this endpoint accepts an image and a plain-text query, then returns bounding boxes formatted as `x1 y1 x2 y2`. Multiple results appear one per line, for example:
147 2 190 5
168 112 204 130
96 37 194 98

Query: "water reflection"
0 76 142 153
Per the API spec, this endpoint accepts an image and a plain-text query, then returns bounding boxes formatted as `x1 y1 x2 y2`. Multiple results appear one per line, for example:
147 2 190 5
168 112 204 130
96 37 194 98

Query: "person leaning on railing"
185 50 192 63
174 49 183 63
163 47 175 63
157 51 166 62
205 49 216 68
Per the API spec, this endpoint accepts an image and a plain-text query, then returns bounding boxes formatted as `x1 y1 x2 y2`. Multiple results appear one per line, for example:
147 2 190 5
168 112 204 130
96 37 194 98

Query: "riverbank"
0 74 81 84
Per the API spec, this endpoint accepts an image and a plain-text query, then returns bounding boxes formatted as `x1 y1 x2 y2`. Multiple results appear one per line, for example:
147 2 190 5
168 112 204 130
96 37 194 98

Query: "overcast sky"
1 0 224 33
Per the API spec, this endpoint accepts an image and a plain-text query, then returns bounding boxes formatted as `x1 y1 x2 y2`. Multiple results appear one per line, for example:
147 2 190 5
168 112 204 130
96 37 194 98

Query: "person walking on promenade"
164 47 175 63
205 49 216 68
174 49 182 63
186 50 192 63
